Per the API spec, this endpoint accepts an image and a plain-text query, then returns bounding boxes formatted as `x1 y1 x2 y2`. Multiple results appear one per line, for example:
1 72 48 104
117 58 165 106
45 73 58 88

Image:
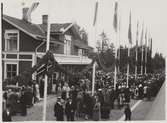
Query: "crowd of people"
53 71 165 121
2 70 165 121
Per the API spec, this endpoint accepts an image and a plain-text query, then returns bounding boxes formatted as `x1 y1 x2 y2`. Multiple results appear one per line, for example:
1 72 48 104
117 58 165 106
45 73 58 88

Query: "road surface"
12 94 155 121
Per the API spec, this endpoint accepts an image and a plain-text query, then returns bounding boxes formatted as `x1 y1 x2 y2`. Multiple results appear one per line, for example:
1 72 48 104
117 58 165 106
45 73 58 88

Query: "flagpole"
92 62 96 96
43 9 51 121
127 11 132 88
92 18 97 96
135 43 138 79
144 31 147 75
114 34 117 90
118 16 121 74
140 23 144 75
135 22 139 79
144 46 147 75
92 0 98 96
127 44 130 88
113 0 118 90
0 4 3 122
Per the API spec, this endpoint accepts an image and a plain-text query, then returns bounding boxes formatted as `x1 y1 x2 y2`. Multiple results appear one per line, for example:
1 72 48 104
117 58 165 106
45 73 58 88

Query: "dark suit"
124 107 131 121
20 93 27 116
3 109 12 121
65 101 76 121
54 102 64 121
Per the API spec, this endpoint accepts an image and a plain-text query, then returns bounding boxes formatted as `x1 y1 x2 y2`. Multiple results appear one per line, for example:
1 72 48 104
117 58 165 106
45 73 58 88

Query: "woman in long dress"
93 96 101 121
35 83 40 101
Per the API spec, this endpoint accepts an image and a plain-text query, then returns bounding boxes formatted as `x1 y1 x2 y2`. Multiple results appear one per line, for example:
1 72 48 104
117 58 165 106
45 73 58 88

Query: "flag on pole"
113 1 118 90
135 21 139 61
26 2 39 21
140 23 144 75
136 21 139 45
140 23 144 46
119 16 121 32
118 16 121 73
150 38 152 57
113 1 118 32
135 21 139 79
128 11 132 44
27 2 39 16
144 28 148 74
145 28 147 45
144 28 147 63
93 1 98 26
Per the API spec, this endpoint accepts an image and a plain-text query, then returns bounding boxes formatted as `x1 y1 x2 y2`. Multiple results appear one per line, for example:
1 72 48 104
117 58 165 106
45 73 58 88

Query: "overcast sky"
2 0 167 56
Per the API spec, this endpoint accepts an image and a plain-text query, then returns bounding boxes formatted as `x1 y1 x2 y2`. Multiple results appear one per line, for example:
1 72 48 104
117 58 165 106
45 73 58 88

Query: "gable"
3 15 45 40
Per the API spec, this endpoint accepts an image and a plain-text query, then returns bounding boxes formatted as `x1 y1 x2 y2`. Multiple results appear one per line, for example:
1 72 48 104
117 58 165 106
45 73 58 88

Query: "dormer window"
5 30 19 52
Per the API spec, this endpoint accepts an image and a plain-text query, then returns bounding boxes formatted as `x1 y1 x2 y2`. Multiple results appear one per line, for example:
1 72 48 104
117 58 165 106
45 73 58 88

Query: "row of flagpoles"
92 0 153 90
23 0 153 120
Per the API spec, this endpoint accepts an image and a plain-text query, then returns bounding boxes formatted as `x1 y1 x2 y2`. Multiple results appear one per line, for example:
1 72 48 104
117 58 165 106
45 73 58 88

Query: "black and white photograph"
0 0 166 122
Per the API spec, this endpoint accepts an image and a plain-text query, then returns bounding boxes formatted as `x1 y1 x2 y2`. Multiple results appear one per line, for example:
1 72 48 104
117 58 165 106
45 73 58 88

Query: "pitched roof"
3 14 92 50
74 39 90 50
39 23 72 33
3 15 45 40
3 15 73 39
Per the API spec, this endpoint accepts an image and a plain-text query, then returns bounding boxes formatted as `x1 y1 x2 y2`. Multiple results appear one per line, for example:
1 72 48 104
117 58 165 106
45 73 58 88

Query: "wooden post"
92 62 96 96
43 12 51 121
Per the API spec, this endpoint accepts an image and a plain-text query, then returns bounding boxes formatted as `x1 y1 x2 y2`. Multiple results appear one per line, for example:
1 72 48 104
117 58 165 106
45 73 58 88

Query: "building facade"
2 11 92 84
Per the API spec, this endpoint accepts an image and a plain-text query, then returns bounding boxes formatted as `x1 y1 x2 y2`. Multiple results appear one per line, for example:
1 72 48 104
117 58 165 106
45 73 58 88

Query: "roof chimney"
22 7 29 22
42 15 48 25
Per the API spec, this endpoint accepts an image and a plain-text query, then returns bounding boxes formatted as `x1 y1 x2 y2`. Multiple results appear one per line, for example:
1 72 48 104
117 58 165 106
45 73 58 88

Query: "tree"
94 31 115 71
75 24 88 44
79 28 88 45
152 53 165 73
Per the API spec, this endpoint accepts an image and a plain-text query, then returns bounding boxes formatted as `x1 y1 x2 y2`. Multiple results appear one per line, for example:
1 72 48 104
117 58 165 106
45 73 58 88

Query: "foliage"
152 53 165 72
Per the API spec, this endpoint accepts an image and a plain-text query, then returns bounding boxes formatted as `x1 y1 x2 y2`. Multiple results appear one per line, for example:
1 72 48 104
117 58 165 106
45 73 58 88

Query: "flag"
93 1 98 26
128 11 132 44
145 28 147 46
119 16 121 32
113 1 118 32
140 23 144 46
26 2 39 21
136 21 139 60
135 21 139 79
136 21 139 45
150 38 152 56
144 28 148 74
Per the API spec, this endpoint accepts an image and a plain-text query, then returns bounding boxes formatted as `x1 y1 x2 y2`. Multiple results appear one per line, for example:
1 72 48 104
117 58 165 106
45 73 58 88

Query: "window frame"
5 29 20 52
64 34 72 55
4 61 19 79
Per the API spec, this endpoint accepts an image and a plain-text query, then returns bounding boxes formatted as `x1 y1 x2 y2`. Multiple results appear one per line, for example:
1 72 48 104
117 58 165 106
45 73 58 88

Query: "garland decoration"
96 52 115 72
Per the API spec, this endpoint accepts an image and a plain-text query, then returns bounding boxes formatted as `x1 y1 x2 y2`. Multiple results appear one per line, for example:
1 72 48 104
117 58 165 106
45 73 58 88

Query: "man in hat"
124 104 131 121
65 98 76 121
54 97 64 121
3 104 12 121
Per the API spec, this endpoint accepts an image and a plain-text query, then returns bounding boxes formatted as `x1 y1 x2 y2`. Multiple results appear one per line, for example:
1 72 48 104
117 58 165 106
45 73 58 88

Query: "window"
51 72 59 84
66 40 71 55
64 35 71 55
78 48 82 56
6 64 17 79
5 30 19 51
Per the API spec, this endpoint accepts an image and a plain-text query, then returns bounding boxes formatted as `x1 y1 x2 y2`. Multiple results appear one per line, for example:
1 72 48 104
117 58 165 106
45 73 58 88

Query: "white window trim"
4 61 19 79
4 29 20 52
64 35 72 55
